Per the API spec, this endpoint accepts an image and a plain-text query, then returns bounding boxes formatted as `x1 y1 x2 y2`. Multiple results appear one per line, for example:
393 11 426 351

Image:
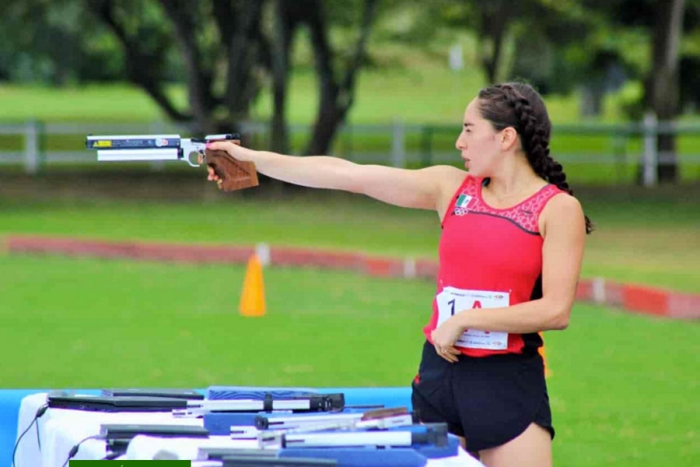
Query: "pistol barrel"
87 134 187 163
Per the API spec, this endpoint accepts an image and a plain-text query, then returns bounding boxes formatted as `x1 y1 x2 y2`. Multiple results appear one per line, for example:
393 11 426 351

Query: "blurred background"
0 1 698 466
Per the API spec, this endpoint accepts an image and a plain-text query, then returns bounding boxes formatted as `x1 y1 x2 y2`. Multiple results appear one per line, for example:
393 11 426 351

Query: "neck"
486 154 542 198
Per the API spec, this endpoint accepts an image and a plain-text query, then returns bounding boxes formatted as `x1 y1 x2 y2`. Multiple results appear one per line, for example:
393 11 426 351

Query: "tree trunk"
224 1 267 127
271 0 304 154
160 0 214 133
650 0 686 183
307 92 344 156
305 0 378 155
305 0 338 155
580 83 604 117
476 0 510 84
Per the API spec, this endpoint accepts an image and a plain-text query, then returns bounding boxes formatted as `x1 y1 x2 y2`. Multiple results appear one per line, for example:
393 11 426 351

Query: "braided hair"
477 82 593 234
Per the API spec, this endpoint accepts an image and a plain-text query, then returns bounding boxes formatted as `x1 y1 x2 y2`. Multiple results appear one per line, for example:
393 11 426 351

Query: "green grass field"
1 180 698 291
0 178 697 466
0 254 697 466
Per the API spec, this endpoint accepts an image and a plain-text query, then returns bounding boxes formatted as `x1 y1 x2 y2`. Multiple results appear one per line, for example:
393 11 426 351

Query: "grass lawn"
0 254 697 466
0 178 698 292
0 256 431 389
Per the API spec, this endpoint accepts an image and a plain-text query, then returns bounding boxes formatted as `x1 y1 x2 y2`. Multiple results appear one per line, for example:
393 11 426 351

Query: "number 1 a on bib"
436 287 509 350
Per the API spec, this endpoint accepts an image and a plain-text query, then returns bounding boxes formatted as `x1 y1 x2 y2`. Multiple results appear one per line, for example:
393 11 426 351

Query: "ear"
500 127 520 151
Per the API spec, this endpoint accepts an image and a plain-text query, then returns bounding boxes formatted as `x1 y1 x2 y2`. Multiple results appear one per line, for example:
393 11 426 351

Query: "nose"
455 132 466 151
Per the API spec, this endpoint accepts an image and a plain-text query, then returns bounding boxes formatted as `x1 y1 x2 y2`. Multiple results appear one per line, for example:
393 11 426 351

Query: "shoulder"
417 165 467 193
540 192 585 237
415 166 468 220
544 191 583 214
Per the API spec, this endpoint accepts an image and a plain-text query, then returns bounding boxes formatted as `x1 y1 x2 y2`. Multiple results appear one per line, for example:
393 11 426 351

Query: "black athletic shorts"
411 340 555 453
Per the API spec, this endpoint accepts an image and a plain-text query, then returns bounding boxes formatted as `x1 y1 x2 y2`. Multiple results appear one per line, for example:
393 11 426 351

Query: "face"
454 98 504 177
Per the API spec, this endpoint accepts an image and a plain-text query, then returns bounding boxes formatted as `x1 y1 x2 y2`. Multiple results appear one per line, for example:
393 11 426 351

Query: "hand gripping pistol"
86 133 258 191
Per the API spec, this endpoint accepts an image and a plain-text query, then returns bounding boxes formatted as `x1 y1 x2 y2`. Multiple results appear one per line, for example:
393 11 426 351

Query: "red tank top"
423 175 565 357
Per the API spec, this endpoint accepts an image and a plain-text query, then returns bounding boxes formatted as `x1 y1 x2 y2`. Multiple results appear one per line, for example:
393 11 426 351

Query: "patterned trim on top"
450 176 563 234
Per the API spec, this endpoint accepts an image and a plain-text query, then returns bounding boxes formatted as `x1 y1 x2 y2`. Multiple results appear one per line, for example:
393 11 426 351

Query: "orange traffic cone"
538 333 551 377
239 254 266 317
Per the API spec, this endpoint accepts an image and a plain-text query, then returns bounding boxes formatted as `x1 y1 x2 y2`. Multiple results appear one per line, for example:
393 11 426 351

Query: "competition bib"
436 287 510 350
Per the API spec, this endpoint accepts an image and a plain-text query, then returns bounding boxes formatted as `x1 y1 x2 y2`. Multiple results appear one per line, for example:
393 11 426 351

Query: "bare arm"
446 193 586 334
207 141 465 214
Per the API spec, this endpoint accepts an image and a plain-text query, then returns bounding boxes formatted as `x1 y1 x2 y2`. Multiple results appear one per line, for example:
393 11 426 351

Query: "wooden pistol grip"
204 148 259 192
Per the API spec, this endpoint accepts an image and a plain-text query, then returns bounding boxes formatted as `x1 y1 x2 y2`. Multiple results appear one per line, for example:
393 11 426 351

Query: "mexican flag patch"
456 194 472 208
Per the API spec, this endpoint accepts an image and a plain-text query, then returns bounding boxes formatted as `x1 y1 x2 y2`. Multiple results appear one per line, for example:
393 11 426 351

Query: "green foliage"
580 0 700 117
97 0 181 81
3 0 700 124
0 0 124 84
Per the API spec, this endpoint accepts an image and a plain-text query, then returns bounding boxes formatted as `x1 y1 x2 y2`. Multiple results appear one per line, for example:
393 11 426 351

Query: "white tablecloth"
14 393 202 467
15 393 484 467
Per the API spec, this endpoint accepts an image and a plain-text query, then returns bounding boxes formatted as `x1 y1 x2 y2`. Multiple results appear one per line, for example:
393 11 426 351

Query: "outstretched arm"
206 141 465 214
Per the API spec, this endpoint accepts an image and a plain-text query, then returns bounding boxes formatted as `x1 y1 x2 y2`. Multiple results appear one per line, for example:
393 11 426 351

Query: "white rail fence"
1 115 699 186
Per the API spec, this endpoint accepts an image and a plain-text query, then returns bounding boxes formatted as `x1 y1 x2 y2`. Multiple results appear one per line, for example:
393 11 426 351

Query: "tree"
269 1 308 154
86 0 191 123
0 0 124 84
87 0 271 134
304 0 379 155
3 0 381 156
88 0 380 153
650 0 686 183
267 0 380 155
582 0 696 183
444 0 514 84
427 0 590 86
427 0 513 84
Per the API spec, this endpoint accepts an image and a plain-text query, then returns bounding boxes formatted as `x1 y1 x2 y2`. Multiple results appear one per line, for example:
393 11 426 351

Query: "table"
15 393 484 467
123 435 480 466
14 393 202 467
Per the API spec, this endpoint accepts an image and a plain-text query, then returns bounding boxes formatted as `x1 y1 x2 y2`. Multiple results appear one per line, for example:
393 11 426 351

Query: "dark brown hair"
478 82 593 234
